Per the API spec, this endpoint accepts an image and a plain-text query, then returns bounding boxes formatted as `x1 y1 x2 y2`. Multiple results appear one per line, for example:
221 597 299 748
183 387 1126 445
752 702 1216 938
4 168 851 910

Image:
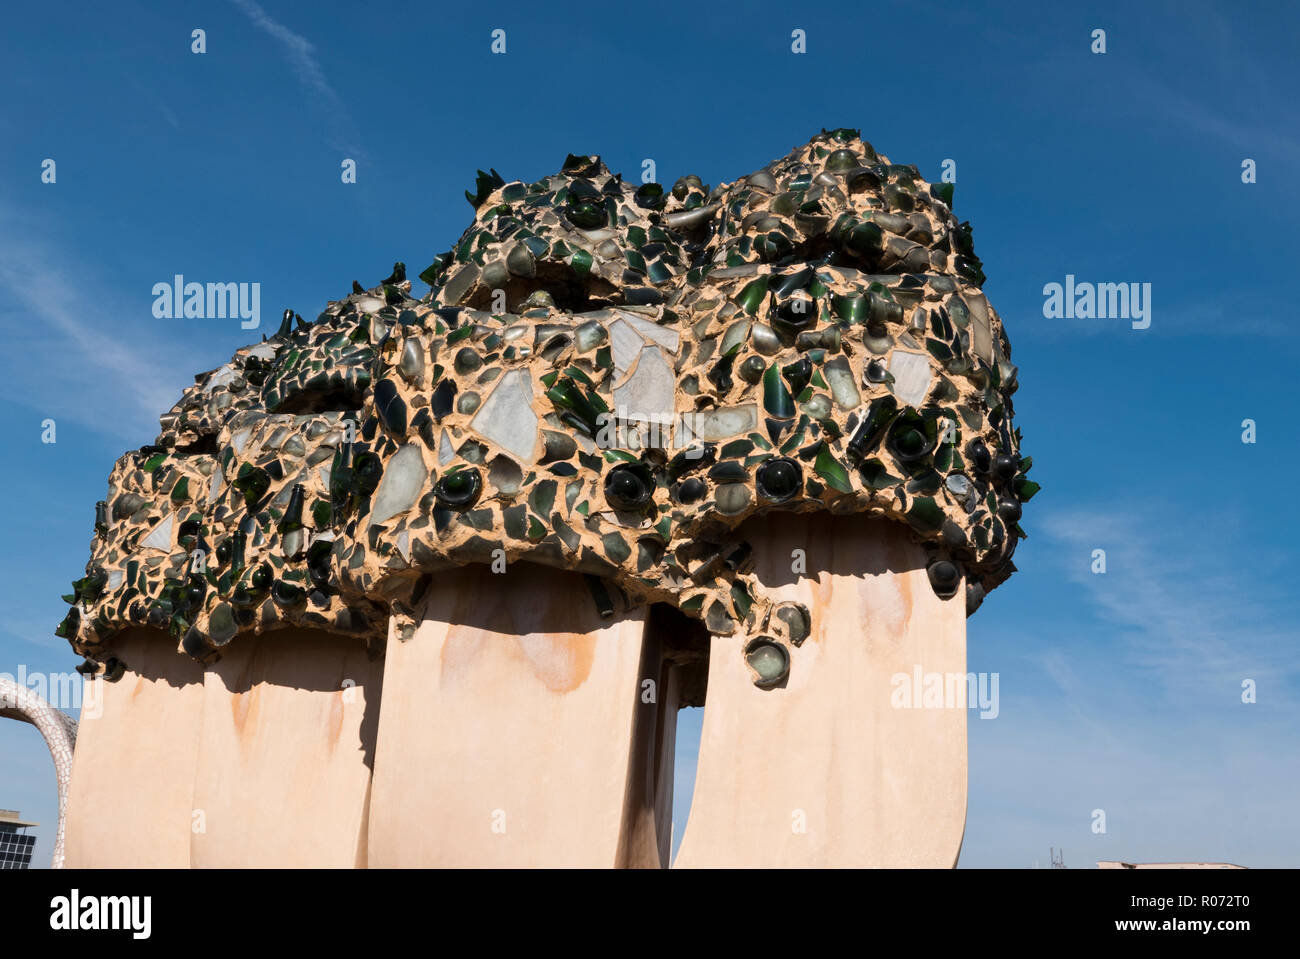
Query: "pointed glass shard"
140 514 175 552
614 346 675 423
370 444 428 525
887 350 932 407
471 369 539 462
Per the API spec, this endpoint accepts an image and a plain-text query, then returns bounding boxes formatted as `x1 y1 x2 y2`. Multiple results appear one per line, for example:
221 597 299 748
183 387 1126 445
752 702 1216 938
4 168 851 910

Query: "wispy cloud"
228 0 362 158
129 77 181 131
0 206 190 445
230 0 339 103
1112 1 1300 173
1122 68 1300 173
1039 505 1298 704
0 614 69 652
1023 645 1128 748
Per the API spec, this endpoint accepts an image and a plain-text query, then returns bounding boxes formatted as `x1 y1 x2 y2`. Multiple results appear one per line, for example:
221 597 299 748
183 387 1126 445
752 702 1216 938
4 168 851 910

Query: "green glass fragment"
813 443 853 494
730 583 753 619
736 277 769 315
907 496 944 531
1015 478 1041 501
859 458 900 490
763 363 794 418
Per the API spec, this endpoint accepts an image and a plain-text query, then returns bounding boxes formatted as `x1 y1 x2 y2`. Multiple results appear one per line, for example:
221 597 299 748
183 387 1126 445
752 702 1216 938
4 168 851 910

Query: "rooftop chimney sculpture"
50 129 1034 867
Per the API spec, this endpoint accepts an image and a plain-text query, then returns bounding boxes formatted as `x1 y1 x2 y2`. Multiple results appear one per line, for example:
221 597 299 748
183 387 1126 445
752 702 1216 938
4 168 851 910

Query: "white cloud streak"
1039 505 1298 704
228 0 362 158
0 208 191 445
229 0 340 105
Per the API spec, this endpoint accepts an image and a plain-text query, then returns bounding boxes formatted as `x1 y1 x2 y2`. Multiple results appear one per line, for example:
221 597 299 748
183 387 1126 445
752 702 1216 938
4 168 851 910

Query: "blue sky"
2 0 1297 868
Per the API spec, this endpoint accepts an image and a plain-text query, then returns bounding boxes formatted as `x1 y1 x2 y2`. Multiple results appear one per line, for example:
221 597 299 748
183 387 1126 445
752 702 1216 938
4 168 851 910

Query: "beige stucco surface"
64 628 204 867
64 627 379 868
674 513 968 867
188 631 380 867
366 563 668 867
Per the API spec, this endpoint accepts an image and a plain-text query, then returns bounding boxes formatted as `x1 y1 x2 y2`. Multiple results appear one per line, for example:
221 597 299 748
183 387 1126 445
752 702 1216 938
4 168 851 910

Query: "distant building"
1098 860 1245 869
0 810 38 869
